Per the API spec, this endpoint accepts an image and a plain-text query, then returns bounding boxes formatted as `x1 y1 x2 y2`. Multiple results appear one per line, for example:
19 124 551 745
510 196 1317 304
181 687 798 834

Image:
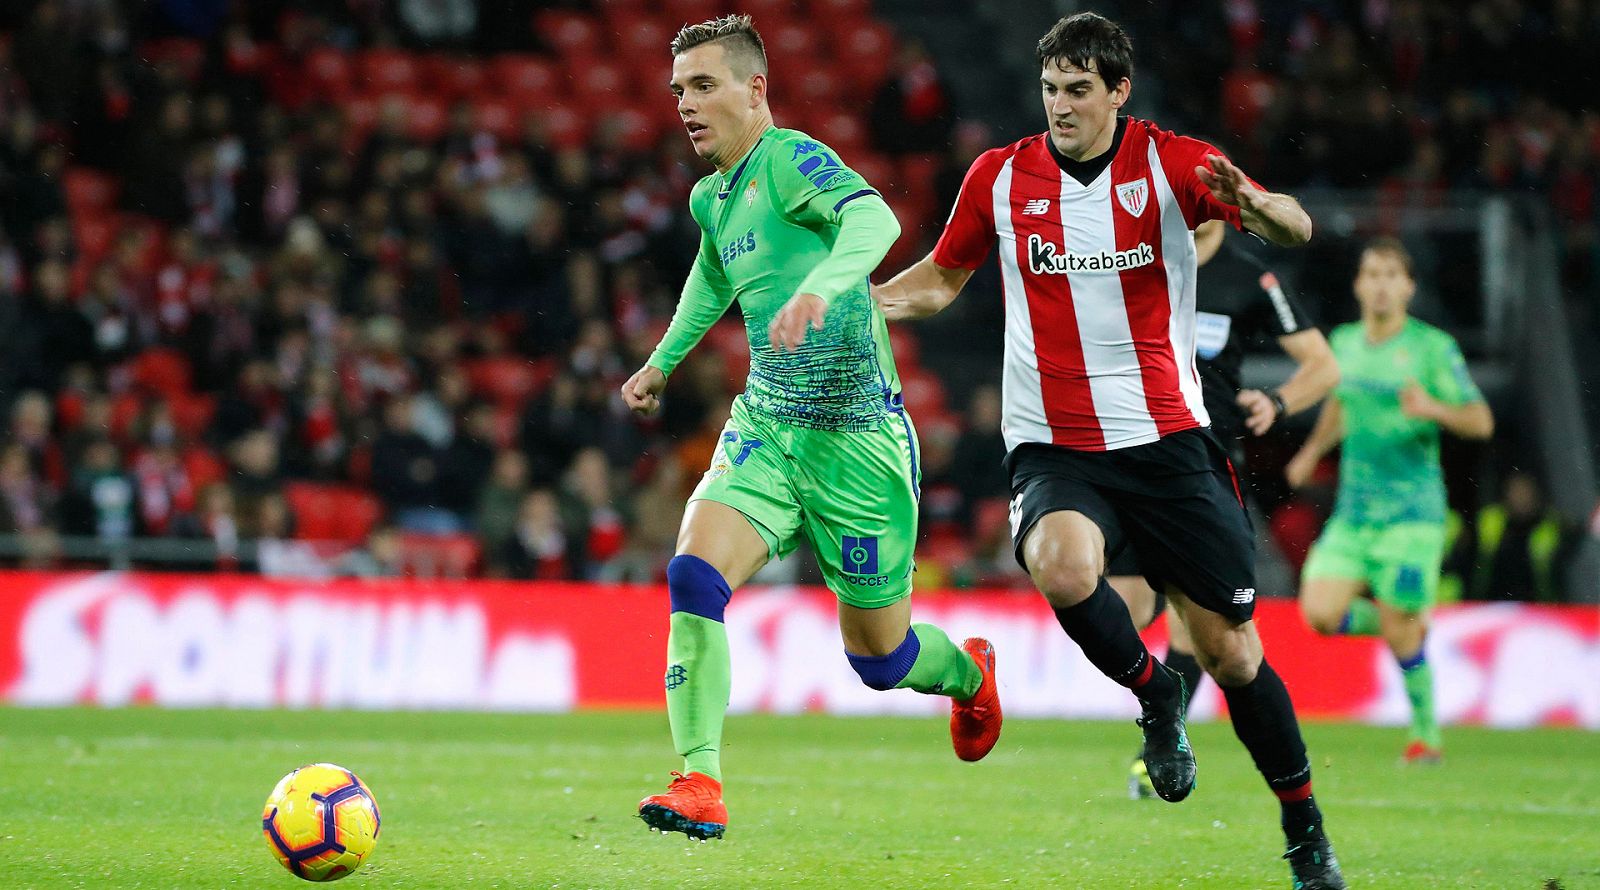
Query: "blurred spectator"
614 455 684 583
337 524 405 578
439 401 497 518
948 385 1007 522
16 260 96 392
228 429 281 535
477 448 529 573
371 393 454 531
501 487 575 580
869 40 954 155
1449 471 1583 603
134 440 196 536
0 442 51 533
60 438 133 540
562 446 627 580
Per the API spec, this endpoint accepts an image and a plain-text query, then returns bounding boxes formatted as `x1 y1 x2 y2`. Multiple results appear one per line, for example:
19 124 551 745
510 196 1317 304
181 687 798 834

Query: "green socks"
1399 648 1441 749
666 611 732 781
898 623 983 699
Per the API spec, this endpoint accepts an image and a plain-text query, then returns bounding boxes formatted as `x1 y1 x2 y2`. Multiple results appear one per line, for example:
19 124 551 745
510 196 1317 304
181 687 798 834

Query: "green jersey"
648 127 902 432
1329 317 1485 525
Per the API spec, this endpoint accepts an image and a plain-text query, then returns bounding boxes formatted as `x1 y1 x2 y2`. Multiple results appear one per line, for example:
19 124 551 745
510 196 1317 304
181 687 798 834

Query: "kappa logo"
1115 178 1149 217
1023 198 1051 215
1232 588 1256 604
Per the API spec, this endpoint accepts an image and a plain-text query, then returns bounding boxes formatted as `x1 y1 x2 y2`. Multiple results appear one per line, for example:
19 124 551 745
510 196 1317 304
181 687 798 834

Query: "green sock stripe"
897 623 982 699
666 612 732 782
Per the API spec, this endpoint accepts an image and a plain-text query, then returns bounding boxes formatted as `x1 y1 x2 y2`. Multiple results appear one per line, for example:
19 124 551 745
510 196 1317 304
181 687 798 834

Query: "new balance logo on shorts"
842 535 879 575
1232 588 1256 604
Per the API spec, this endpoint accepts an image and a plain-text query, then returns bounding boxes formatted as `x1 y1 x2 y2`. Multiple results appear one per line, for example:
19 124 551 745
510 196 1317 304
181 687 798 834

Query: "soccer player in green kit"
1287 237 1494 763
620 15 1002 840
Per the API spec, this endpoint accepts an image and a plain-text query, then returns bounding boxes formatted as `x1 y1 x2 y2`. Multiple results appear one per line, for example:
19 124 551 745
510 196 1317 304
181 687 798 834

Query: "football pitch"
2 709 1595 889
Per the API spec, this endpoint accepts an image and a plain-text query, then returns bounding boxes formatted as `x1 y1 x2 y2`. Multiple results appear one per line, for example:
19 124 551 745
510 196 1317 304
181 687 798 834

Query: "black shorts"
1005 427 1258 622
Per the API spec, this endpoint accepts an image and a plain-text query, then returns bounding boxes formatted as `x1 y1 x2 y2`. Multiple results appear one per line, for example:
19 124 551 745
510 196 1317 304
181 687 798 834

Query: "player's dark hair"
1362 236 1414 277
1036 12 1133 88
670 14 768 78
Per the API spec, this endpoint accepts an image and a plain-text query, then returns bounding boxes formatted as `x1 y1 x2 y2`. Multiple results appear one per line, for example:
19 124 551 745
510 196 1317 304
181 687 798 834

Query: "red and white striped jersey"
934 117 1251 452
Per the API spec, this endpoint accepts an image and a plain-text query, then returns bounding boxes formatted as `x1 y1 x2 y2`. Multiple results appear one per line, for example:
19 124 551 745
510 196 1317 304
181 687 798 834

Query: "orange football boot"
951 637 1003 761
638 772 727 840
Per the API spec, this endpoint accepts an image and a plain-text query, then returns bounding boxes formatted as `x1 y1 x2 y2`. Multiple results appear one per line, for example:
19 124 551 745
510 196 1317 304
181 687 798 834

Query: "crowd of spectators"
0 0 1589 598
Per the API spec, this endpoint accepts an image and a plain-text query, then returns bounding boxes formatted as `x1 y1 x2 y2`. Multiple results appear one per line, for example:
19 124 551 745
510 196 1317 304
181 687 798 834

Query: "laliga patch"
1115 178 1149 217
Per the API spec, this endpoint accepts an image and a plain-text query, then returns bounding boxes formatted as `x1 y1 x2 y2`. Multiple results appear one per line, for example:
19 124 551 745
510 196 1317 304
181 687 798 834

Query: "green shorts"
689 397 920 609
1302 518 1446 613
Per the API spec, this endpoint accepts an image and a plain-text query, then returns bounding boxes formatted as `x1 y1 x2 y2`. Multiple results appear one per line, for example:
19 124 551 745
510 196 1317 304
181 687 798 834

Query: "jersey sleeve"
1427 333 1485 406
771 134 881 228
1155 129 1263 231
1257 270 1313 337
931 149 1003 270
647 202 737 377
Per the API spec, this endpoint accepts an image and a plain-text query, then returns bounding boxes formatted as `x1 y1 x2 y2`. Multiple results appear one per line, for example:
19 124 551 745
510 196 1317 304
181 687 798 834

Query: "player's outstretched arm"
1196 154 1312 247
872 253 975 321
1238 329 1340 436
1400 384 1495 440
1285 398 1344 488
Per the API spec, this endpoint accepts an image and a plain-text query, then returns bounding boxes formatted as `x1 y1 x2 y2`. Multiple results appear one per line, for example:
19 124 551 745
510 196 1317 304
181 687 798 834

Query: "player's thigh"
1166 602 1195 654
1299 519 1371 630
682 409 803 587
795 414 919 610
1116 456 1257 625
1366 522 1447 615
1005 444 1117 604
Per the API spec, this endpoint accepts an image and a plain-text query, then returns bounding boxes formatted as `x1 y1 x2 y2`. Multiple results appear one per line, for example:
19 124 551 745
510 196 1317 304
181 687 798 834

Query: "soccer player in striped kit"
874 13 1344 889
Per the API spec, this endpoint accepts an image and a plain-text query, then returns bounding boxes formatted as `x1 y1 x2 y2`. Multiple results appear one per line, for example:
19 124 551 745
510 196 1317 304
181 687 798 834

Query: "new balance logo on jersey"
1027 234 1155 275
1023 198 1051 215
1232 588 1256 604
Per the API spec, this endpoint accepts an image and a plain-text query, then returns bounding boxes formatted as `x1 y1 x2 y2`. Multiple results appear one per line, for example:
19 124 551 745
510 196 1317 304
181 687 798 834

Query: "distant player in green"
1287 237 1494 763
620 16 1002 840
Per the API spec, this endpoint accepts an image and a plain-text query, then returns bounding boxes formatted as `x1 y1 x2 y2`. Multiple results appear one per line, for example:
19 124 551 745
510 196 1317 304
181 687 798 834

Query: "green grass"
0 709 1595 889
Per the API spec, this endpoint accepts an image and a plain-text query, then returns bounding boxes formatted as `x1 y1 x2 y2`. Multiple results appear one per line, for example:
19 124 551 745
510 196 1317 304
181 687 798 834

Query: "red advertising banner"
0 572 1595 728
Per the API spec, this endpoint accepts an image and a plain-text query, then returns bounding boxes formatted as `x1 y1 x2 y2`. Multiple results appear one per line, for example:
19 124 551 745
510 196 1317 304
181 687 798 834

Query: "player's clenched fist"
621 364 667 416
768 292 828 352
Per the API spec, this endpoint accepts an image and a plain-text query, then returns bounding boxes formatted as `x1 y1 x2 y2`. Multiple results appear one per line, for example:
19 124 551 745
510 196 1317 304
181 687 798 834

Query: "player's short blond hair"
669 14 768 78
1362 236 1414 277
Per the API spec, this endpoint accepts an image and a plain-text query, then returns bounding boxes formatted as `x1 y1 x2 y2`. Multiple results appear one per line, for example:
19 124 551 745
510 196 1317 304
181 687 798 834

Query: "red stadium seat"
766 22 821 60
847 153 894 194
973 497 1012 544
740 0 797 24
574 60 627 103
131 347 192 399
493 54 560 101
887 325 921 368
72 213 120 264
611 18 674 60
183 445 226 490
171 393 217 442
137 38 205 82
531 104 589 149
809 111 867 155
426 55 488 101
791 67 844 110
400 532 482 579
306 47 354 99
466 356 557 407
64 168 120 215
661 0 725 25
286 483 383 543
359 49 421 93
397 93 448 142
704 320 749 358
812 0 873 25
534 10 604 57
836 23 896 90
474 98 520 140
899 369 947 414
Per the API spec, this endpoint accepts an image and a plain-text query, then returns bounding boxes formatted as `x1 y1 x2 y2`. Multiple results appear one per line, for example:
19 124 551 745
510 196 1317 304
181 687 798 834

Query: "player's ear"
1109 76 1131 110
748 72 767 108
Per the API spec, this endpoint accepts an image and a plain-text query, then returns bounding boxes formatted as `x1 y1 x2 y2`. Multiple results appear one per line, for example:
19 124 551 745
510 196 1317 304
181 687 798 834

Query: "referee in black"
1116 218 1340 799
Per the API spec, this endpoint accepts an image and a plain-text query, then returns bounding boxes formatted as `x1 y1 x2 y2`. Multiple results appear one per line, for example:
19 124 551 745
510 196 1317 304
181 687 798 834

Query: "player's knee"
1027 548 1101 608
1300 599 1344 636
667 554 732 622
846 627 919 691
1201 649 1260 687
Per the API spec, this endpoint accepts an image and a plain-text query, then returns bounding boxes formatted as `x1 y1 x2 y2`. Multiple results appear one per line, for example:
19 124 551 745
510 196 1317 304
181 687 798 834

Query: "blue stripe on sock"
667 554 732 622
846 627 921 690
1336 611 1352 635
1397 648 1427 672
